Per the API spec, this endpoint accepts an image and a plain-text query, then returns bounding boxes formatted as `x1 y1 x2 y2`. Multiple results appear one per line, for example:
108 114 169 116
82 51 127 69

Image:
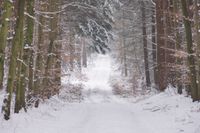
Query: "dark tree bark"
151 2 157 86
173 0 183 94
164 0 176 86
141 1 151 87
26 0 35 92
34 1 48 103
181 0 198 101
42 0 61 98
0 1 12 89
194 0 200 100
155 0 167 91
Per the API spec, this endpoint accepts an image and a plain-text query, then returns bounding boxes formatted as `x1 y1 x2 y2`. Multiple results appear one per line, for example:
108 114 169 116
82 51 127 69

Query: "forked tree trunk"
2 0 26 120
15 0 35 113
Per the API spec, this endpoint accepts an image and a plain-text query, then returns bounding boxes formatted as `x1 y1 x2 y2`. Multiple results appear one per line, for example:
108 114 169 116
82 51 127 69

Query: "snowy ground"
1 54 200 133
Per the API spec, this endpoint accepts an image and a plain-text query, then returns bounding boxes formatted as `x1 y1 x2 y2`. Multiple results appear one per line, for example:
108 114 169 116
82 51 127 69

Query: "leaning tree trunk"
0 1 12 89
181 0 198 101
2 0 26 120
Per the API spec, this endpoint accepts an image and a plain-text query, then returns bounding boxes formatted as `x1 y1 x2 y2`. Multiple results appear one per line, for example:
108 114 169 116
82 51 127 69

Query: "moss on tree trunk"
2 0 26 120
0 1 12 89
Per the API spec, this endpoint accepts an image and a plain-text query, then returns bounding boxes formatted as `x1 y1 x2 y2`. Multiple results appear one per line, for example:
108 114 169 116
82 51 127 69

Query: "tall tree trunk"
173 0 182 94
26 0 35 92
164 0 176 86
151 3 157 86
69 28 75 72
194 0 200 100
34 1 48 105
122 10 128 77
0 1 12 89
155 0 167 91
141 1 151 87
181 0 198 101
54 0 62 94
15 0 35 112
2 0 26 120
43 0 60 98
54 41 62 93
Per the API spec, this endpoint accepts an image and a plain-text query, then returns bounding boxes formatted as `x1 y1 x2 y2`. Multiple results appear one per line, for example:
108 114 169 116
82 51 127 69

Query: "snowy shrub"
59 84 84 102
110 76 134 97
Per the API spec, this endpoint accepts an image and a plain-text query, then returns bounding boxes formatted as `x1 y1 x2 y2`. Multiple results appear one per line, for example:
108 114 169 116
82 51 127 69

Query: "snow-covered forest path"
1 54 200 133
63 54 152 133
83 54 112 91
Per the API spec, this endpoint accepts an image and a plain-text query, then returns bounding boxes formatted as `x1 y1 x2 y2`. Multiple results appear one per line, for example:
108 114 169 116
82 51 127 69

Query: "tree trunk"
155 0 167 91
173 0 183 94
15 0 35 112
43 0 60 98
141 1 151 87
2 0 26 120
69 29 75 72
0 1 12 89
26 0 35 92
194 0 200 100
164 0 176 86
122 10 128 77
151 3 157 86
181 0 198 101
34 1 48 104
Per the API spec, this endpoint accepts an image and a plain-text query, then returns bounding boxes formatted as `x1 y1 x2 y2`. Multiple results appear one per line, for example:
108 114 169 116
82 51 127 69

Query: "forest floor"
1 54 200 133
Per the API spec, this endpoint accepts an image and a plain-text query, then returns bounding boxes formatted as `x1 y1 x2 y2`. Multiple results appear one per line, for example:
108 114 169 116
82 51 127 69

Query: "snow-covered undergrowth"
109 57 151 98
59 84 83 102
60 53 114 102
